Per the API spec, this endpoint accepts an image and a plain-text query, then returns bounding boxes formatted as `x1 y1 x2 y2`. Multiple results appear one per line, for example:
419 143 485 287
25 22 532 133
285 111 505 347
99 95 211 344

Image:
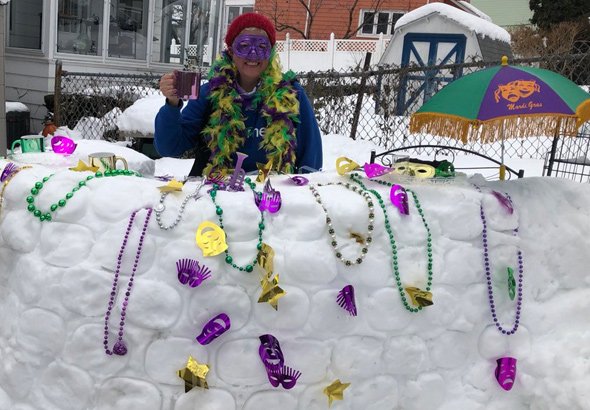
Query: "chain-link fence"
53 51 590 175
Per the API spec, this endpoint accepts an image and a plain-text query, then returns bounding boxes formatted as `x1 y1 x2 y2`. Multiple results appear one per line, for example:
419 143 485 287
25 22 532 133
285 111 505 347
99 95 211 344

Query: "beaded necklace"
349 173 433 312
154 180 205 230
308 181 375 266
26 169 140 222
209 176 265 273
103 208 153 356
476 187 523 335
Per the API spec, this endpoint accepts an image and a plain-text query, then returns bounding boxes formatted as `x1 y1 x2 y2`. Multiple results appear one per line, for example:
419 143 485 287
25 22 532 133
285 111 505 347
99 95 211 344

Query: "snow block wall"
1 161 590 410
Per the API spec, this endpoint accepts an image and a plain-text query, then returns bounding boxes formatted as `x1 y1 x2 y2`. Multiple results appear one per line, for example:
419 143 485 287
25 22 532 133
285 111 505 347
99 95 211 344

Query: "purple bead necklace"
103 208 153 356
477 188 524 335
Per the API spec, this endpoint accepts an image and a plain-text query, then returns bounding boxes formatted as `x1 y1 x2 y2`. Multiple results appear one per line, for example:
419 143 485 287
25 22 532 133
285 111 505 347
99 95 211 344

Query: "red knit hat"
225 12 276 49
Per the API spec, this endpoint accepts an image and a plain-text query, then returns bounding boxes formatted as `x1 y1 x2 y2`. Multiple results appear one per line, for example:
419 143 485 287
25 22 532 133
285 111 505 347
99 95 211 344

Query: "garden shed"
378 2 512 115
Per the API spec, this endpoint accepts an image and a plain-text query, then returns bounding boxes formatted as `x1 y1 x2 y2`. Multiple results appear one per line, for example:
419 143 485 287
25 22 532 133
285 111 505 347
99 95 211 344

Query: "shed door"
396 33 466 115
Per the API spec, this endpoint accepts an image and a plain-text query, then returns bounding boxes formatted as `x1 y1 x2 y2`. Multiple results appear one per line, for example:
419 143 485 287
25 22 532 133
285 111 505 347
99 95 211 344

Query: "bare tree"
509 21 586 58
340 0 387 39
264 0 387 39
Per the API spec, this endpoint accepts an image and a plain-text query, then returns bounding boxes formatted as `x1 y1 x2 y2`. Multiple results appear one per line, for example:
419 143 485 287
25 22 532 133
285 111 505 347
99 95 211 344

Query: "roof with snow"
395 3 511 44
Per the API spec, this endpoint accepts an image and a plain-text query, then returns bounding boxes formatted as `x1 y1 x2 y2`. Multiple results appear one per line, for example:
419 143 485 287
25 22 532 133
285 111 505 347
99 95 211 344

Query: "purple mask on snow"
232 34 272 61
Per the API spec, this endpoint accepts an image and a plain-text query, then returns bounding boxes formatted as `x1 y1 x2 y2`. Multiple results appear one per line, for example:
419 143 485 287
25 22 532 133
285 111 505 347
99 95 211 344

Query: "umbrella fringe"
410 113 580 144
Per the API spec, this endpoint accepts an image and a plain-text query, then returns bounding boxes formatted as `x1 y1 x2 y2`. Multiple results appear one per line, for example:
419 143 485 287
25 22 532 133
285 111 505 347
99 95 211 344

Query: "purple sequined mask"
232 34 272 61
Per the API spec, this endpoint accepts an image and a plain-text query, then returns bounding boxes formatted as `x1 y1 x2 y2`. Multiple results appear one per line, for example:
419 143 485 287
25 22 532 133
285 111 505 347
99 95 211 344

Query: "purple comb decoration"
196 313 231 345
336 285 357 316
491 191 514 215
258 179 282 213
176 258 211 288
495 357 517 391
0 163 18 182
290 175 309 186
364 162 393 178
259 334 285 372
268 366 301 389
205 170 227 191
390 184 409 215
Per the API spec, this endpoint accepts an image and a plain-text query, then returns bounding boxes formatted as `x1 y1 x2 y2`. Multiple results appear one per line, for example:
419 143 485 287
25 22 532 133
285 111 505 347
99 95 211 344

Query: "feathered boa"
201 50 300 176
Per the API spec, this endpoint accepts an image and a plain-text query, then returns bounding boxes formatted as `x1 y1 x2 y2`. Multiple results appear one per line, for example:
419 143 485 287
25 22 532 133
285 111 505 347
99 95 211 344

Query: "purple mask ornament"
259 334 285 371
390 184 409 215
50 135 77 155
492 190 514 214
290 175 309 186
258 179 281 213
196 313 231 345
336 285 357 316
364 162 393 178
268 366 301 389
227 152 248 192
232 34 272 62
176 258 212 288
0 162 18 182
495 357 517 391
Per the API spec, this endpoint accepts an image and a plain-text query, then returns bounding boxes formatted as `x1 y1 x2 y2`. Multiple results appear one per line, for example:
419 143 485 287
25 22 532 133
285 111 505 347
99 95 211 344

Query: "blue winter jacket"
154 81 322 174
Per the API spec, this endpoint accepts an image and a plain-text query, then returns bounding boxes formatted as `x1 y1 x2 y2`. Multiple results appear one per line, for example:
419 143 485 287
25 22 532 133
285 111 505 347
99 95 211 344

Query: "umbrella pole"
500 122 506 181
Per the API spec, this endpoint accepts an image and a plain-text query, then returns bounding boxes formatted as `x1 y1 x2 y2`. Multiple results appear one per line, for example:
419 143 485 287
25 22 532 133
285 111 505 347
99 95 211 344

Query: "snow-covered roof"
0 0 10 5
394 3 511 43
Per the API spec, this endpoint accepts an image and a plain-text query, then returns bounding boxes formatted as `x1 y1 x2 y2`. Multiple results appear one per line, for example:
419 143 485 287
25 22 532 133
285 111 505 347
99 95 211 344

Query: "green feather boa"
200 51 300 176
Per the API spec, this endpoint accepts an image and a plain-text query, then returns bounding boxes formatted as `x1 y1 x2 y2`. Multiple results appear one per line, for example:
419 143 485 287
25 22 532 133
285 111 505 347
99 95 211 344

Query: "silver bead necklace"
154 180 204 230
308 181 375 266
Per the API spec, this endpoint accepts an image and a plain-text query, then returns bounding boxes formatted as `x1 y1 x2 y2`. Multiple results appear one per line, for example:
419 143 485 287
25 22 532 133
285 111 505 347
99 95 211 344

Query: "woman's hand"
160 71 180 107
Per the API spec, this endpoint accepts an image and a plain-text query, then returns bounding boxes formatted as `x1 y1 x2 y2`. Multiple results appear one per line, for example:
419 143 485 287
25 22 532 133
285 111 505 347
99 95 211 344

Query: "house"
255 0 476 40
470 0 533 27
3 0 240 133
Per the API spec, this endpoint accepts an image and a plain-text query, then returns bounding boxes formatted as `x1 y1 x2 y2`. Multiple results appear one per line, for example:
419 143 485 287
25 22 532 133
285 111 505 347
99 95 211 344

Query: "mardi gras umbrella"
410 56 590 178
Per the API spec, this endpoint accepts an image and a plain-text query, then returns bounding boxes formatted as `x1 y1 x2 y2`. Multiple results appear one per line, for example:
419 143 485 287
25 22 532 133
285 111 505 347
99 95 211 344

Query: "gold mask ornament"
336 157 361 176
196 221 228 256
392 162 436 179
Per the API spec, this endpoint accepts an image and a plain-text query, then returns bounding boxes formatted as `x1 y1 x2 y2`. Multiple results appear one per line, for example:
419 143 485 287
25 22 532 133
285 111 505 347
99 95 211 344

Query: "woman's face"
230 28 271 86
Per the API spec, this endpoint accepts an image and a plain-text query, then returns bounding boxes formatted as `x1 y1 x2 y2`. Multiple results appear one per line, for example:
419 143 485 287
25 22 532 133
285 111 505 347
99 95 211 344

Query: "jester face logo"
494 80 540 103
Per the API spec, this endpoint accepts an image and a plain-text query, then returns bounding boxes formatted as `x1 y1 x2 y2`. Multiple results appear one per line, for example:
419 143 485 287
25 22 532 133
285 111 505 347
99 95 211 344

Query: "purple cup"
175 70 201 100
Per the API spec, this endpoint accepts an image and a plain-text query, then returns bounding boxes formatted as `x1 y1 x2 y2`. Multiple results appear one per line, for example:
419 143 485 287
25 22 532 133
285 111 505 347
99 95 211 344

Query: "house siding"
470 0 532 27
255 0 467 40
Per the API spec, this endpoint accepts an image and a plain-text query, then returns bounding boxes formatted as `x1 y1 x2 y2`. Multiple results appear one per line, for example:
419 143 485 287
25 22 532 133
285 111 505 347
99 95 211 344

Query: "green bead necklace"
350 173 433 313
26 169 140 222
208 177 265 273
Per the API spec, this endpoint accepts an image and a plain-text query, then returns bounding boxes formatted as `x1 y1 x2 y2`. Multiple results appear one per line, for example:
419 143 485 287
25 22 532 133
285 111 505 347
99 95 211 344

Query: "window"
57 0 104 55
8 0 43 49
360 10 404 37
108 0 149 59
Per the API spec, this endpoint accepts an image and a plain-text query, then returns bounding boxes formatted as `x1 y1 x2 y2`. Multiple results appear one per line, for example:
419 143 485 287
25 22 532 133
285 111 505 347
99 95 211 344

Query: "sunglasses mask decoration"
232 34 272 61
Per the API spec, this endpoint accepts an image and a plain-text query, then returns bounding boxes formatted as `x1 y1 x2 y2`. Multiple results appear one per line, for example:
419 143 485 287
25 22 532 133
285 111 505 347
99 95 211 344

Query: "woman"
154 12 323 177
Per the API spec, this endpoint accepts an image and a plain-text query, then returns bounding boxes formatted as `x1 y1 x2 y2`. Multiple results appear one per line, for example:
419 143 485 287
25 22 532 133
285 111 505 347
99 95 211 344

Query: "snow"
1 127 589 409
395 3 511 43
0 0 9 5
5 102 29 113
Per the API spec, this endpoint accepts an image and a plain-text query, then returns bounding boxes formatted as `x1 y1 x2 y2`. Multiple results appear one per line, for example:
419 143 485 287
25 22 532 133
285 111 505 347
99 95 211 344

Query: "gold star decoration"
69 160 99 173
177 355 210 392
349 232 366 245
258 274 286 310
158 179 184 192
256 159 274 183
405 286 434 307
256 243 275 276
323 379 351 407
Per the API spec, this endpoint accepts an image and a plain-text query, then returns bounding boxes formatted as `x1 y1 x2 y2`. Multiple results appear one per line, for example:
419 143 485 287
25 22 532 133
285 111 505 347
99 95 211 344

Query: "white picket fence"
170 33 390 71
